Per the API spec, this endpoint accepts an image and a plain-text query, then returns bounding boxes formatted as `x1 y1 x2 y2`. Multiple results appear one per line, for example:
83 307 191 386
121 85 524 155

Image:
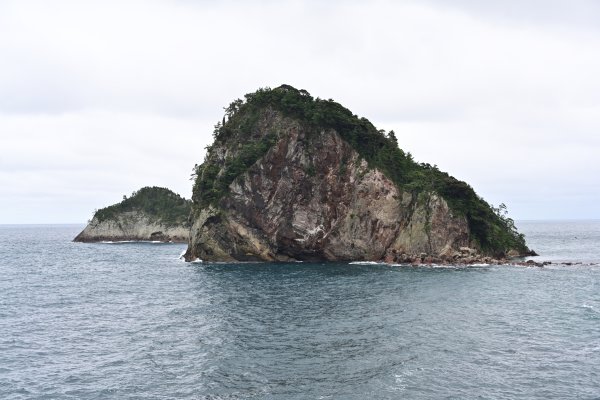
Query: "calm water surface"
0 222 599 399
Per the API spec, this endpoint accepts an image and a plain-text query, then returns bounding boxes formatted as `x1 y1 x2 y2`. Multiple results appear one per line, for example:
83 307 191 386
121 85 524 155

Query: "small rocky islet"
74 187 191 243
76 85 535 264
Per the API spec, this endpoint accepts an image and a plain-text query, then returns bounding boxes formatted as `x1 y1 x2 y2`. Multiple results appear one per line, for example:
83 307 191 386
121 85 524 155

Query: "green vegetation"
192 133 277 207
192 85 529 255
94 186 191 226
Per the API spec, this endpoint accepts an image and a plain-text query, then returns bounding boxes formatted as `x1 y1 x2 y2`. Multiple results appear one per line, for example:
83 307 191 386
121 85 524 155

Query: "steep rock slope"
185 86 531 262
74 187 191 243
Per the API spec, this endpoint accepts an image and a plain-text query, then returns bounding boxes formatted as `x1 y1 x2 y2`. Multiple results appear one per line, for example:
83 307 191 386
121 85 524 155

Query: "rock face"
74 186 191 243
186 111 469 261
74 211 189 243
185 85 532 262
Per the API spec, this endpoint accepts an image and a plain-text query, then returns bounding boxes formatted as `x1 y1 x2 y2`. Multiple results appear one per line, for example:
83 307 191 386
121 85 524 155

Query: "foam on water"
348 261 386 265
581 304 599 314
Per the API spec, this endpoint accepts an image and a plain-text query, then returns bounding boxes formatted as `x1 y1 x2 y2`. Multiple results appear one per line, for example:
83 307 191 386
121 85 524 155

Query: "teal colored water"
0 222 599 399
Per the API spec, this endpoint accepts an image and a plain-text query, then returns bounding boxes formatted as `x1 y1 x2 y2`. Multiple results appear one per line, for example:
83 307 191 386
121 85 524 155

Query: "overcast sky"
1 0 599 223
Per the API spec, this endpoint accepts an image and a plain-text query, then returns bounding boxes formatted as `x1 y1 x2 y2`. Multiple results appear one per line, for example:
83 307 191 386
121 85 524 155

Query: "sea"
0 221 599 399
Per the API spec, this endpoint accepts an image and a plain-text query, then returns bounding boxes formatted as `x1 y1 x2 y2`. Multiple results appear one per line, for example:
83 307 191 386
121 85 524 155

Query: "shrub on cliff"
94 186 191 226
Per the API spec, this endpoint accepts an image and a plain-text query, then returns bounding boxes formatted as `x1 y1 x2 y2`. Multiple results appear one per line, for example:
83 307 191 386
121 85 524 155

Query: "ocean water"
0 222 599 399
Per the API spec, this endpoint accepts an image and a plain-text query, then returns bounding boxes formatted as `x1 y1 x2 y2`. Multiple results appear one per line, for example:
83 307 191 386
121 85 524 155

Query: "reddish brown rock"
185 110 471 262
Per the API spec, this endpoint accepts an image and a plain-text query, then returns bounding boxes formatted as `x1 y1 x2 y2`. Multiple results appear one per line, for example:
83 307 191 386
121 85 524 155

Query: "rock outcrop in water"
184 85 533 262
74 187 191 243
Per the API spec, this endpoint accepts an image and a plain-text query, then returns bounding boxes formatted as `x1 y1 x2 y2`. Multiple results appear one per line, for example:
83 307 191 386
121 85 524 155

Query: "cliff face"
74 211 189 243
185 110 469 262
74 186 191 243
185 85 532 262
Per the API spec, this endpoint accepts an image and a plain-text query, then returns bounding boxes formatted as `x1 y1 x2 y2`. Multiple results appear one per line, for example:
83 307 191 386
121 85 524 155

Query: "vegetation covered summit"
94 186 191 227
192 85 529 256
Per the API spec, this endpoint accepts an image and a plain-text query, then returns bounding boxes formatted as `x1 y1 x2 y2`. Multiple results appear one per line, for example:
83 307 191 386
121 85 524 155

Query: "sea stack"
184 85 532 262
74 186 191 243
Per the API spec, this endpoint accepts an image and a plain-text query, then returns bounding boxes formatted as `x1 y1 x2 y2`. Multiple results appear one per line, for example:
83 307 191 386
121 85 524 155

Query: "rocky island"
74 186 191 243
184 85 534 262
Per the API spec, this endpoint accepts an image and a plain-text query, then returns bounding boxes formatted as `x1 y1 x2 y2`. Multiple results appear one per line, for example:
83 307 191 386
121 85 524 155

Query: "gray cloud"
422 0 600 30
0 0 599 222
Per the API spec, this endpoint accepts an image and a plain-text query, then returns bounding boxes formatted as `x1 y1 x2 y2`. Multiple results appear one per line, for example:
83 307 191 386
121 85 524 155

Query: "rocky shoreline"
74 212 189 243
383 246 545 266
74 235 188 243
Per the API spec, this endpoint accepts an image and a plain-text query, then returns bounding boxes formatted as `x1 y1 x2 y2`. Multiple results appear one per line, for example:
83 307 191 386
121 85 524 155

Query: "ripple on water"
0 224 599 399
